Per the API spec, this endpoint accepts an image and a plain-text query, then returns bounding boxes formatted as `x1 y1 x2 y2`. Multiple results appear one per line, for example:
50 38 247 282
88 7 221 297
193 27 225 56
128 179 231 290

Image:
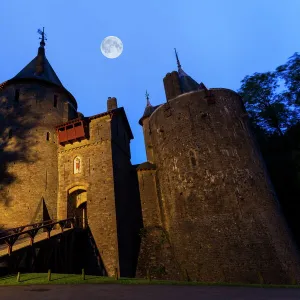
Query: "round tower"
141 51 300 283
0 29 78 228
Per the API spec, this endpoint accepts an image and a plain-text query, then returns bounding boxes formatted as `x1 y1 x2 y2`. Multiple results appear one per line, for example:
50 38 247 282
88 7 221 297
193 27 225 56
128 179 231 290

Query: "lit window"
74 156 82 174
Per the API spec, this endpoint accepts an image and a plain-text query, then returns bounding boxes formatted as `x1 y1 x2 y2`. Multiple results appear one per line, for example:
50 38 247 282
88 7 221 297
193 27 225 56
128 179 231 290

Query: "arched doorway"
67 188 87 228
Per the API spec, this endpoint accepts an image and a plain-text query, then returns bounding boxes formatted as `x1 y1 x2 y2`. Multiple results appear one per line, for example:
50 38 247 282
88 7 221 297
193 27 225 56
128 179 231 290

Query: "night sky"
0 0 299 164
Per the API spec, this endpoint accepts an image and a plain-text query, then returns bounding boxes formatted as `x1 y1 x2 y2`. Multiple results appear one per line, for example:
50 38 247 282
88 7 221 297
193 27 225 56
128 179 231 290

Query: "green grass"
0 273 300 288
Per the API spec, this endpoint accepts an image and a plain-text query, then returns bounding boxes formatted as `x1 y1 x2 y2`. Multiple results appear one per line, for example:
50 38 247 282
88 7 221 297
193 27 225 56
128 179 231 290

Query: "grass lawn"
0 273 300 288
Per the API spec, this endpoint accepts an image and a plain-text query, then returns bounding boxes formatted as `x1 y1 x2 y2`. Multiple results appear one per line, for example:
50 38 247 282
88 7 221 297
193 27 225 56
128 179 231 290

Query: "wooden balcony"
56 120 88 145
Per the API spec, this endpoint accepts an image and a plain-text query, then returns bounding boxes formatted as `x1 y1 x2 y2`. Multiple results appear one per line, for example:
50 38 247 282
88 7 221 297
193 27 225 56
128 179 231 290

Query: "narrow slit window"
54 95 58 108
189 150 197 167
14 89 20 103
8 129 12 139
46 132 50 141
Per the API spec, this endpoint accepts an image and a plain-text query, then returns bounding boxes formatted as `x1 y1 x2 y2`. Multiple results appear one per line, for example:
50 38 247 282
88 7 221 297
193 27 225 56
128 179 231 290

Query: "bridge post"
58 221 64 233
71 216 76 229
7 244 12 256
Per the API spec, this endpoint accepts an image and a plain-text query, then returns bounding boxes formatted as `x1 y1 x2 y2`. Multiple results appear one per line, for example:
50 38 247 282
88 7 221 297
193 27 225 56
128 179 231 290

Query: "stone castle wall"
139 88 300 283
57 113 119 277
0 81 75 228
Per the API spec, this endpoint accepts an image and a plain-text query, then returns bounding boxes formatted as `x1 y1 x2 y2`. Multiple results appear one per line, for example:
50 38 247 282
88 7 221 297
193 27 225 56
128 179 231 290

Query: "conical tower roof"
175 49 207 93
139 91 160 125
12 55 63 87
13 28 63 87
1 28 77 108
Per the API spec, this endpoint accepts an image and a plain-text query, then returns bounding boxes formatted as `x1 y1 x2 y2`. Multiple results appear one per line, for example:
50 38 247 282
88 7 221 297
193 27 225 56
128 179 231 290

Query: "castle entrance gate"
67 188 87 228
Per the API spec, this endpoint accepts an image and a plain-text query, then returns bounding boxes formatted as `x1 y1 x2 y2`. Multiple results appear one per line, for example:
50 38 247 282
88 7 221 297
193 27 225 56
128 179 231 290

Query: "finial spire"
37 27 47 47
174 48 181 69
36 27 47 75
145 90 151 106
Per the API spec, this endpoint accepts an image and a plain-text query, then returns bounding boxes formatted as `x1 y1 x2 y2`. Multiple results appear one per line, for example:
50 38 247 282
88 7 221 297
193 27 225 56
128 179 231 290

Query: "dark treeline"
238 52 300 248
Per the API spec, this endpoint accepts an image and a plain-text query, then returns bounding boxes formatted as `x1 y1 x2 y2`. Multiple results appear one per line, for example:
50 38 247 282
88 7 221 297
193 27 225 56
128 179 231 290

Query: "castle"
1 31 300 283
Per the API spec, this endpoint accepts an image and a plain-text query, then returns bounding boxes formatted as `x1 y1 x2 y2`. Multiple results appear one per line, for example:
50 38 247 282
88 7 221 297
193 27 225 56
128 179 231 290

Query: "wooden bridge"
0 217 77 258
0 217 105 276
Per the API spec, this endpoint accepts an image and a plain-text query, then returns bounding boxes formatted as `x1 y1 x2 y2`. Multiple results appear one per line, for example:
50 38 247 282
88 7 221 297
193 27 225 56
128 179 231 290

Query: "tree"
238 53 300 249
238 72 294 136
276 52 300 106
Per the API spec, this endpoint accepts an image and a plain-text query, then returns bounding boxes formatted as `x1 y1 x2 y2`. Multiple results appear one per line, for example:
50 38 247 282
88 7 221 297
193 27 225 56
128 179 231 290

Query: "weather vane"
37 27 47 45
145 90 151 106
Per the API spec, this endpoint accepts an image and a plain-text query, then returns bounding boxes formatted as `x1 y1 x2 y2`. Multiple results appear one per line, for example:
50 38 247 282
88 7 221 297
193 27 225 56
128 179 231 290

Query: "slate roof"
12 55 63 87
139 104 160 125
175 48 207 93
0 40 77 109
178 67 205 93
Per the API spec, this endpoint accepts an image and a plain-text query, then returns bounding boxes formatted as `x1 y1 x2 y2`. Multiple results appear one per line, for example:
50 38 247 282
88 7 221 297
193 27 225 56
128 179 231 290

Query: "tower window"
54 95 58 108
189 150 197 167
46 132 50 141
14 89 20 103
8 129 12 139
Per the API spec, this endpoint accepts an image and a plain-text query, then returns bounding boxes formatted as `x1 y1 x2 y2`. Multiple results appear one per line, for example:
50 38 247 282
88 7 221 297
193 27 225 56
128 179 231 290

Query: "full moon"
100 36 123 59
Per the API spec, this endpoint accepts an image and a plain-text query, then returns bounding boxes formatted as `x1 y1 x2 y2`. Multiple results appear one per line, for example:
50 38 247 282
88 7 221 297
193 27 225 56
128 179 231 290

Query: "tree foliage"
238 70 299 136
276 52 300 105
238 53 300 248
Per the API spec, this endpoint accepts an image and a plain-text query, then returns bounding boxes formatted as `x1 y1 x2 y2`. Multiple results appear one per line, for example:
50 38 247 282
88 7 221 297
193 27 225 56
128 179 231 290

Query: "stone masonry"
1 37 300 283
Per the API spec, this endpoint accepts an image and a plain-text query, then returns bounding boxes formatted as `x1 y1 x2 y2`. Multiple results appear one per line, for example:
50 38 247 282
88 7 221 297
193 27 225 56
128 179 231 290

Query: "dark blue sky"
1 1 299 164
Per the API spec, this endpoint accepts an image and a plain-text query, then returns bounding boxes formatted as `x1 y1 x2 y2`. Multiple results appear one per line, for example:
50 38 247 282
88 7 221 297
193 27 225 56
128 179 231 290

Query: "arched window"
46 132 50 141
74 156 82 174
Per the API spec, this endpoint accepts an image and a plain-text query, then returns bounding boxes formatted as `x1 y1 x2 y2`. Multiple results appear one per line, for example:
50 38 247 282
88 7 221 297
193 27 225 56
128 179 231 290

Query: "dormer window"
14 89 20 103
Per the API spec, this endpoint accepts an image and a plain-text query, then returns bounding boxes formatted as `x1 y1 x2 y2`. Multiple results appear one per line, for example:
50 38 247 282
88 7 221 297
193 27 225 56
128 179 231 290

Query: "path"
0 284 300 300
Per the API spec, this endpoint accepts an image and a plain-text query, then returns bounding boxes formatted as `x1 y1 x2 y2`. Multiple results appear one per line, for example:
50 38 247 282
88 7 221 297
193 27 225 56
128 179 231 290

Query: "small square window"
54 95 58 108
14 90 20 103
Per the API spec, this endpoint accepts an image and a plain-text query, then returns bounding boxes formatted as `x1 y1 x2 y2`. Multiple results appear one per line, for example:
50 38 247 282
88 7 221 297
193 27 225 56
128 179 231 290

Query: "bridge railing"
0 217 82 256
0 219 54 237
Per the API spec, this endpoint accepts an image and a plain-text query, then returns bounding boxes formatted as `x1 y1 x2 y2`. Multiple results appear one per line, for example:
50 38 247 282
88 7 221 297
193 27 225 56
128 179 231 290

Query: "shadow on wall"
85 227 107 276
0 224 5 239
0 97 41 206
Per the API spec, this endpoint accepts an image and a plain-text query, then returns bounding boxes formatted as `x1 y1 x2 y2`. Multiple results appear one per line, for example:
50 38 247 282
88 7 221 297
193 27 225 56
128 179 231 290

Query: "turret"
139 91 158 163
136 49 300 284
163 49 207 101
0 28 78 228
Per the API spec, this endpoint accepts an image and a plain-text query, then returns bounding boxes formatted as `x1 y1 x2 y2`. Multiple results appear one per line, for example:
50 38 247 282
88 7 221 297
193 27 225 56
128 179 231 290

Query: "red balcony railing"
56 120 88 145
